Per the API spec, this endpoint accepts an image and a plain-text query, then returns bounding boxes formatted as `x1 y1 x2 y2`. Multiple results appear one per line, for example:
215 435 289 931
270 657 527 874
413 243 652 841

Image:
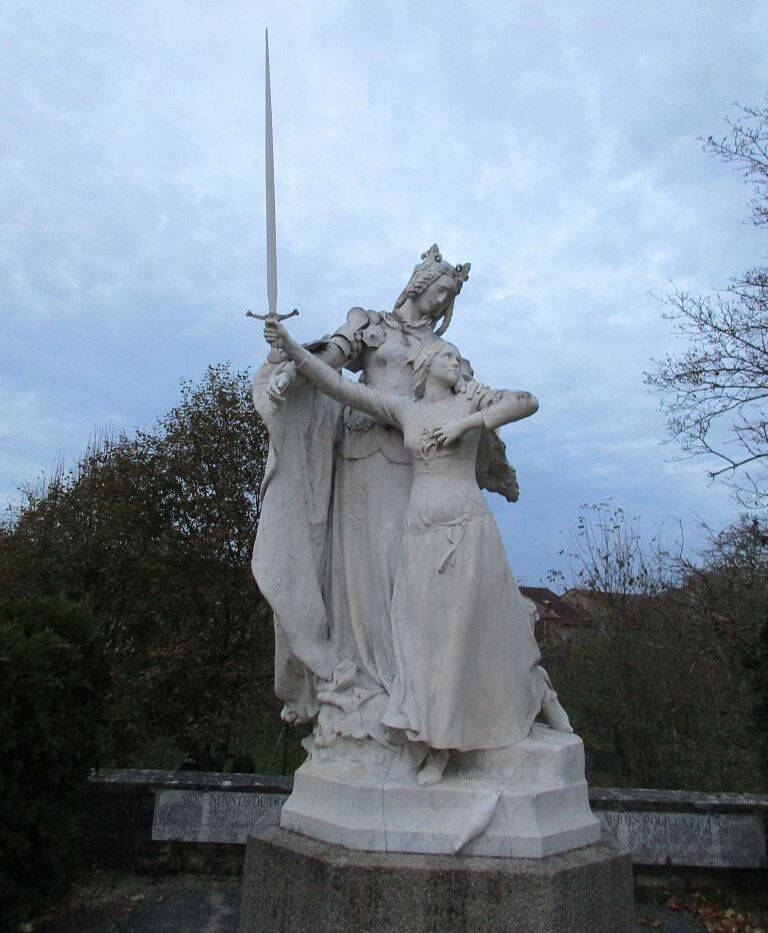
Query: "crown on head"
413 244 471 292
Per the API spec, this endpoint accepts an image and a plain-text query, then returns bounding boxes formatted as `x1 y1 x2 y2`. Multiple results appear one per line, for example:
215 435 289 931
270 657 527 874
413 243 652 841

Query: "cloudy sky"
3 1 767 583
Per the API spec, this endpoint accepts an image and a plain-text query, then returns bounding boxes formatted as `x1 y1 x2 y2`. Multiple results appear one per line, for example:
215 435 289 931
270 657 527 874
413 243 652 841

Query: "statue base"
281 724 601 857
240 808 634 933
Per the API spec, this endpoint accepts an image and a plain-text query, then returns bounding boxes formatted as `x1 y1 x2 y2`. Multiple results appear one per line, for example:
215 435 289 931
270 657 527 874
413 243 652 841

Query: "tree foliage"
0 363 274 768
547 503 767 791
646 102 768 507
0 596 109 932
687 515 768 783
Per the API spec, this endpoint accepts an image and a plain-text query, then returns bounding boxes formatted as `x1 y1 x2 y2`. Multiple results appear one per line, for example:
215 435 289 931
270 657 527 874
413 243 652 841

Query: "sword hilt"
247 308 300 364
245 308 300 322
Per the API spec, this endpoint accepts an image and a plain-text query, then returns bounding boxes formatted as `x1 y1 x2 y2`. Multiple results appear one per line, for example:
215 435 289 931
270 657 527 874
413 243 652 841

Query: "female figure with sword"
261 311 571 785
253 246 492 747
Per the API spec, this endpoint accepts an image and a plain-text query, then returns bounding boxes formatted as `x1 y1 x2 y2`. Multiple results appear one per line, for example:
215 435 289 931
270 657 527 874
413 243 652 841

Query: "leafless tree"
646 101 768 507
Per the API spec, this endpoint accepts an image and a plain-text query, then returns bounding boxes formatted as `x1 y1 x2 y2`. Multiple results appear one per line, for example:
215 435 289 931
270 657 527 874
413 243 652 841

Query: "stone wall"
86 769 291 875
86 770 767 883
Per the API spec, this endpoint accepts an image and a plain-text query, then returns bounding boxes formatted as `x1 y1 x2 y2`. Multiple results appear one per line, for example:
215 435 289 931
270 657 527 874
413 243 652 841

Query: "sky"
2 0 767 585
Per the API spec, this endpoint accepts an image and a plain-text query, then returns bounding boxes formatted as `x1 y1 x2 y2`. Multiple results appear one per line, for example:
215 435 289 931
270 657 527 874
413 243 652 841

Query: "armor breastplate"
339 315 421 465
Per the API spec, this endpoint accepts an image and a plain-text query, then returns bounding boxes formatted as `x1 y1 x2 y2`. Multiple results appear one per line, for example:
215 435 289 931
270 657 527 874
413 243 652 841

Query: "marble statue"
254 247 518 737
251 246 601 856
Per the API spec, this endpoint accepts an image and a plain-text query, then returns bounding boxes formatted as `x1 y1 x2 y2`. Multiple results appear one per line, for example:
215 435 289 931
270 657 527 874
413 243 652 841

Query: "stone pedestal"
281 724 601 857
239 809 634 933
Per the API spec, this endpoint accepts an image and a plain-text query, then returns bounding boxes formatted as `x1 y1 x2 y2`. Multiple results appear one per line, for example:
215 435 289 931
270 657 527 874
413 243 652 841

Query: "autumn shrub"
546 504 767 792
0 596 109 932
0 363 274 770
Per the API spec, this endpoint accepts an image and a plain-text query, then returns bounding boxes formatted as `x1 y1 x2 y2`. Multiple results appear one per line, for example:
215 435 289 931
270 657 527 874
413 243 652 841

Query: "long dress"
323 314 422 694
253 309 522 728
290 347 546 752
251 312 422 720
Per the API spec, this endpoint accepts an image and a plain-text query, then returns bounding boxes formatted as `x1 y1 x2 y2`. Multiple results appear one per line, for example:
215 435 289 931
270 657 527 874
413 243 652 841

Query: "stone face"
591 786 768 868
88 770 768 873
239 810 634 933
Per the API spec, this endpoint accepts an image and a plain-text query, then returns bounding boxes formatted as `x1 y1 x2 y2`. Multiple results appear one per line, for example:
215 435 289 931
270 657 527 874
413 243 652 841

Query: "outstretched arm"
264 320 404 429
434 382 538 447
264 306 371 403
265 345 348 403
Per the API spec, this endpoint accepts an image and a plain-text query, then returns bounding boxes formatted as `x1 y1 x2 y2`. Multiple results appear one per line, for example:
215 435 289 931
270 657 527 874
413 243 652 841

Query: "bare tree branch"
645 102 768 507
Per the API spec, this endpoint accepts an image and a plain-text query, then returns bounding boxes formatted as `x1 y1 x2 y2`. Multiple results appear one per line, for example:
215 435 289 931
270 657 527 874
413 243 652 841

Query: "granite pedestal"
239 809 634 933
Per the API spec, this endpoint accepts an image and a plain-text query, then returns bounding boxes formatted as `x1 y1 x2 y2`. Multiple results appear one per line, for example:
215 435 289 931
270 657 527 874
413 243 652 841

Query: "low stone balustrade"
86 769 767 883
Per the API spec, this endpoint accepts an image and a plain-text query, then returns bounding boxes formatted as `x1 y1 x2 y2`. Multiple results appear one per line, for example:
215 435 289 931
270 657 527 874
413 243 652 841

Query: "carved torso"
401 392 492 530
357 318 424 396
340 312 437 464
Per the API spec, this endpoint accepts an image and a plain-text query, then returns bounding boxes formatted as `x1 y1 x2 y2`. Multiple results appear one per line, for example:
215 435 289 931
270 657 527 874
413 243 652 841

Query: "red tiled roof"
519 586 586 627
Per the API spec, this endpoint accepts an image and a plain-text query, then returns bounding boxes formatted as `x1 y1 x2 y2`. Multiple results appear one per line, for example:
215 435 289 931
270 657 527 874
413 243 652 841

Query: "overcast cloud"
2 0 767 583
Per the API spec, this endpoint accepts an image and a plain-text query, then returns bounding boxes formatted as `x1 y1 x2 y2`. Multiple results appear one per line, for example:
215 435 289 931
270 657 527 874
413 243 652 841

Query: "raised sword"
246 29 298 357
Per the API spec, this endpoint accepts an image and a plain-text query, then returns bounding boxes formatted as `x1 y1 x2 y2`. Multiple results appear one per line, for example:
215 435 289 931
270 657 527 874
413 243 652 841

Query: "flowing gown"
251 313 420 720
292 346 546 752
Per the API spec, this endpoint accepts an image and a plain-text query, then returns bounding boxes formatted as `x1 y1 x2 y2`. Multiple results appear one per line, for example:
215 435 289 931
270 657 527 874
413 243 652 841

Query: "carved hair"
412 341 459 399
394 244 471 337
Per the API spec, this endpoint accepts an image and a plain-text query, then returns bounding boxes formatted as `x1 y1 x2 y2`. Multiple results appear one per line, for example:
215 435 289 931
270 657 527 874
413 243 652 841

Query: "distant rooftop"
519 586 586 627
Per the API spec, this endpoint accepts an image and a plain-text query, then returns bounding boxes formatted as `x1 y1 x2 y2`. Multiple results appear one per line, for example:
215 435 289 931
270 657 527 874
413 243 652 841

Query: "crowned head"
393 244 471 336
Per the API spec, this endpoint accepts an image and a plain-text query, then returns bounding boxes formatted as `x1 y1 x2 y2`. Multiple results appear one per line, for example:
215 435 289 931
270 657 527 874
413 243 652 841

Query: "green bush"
0 597 109 932
0 363 274 770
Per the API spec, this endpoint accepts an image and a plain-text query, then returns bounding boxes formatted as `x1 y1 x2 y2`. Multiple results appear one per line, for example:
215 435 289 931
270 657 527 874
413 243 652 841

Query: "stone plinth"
239 809 634 933
281 724 601 857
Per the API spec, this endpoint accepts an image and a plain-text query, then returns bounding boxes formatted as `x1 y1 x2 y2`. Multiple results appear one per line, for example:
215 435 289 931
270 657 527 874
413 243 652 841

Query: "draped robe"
251 310 520 730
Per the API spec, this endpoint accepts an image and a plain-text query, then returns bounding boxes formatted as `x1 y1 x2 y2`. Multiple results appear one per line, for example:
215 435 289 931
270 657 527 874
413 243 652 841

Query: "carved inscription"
152 790 287 844
598 809 766 868
150 789 767 867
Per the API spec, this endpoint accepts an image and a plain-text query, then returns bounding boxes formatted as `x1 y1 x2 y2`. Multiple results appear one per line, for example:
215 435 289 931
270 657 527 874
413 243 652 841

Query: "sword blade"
265 29 277 316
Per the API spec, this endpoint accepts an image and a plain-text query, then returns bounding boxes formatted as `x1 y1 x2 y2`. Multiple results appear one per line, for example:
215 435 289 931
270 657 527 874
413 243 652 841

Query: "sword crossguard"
245 308 300 322
246 308 300 364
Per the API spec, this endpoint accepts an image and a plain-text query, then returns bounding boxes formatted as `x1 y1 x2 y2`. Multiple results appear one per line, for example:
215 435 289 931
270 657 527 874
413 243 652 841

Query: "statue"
247 38 599 858
255 246 512 712
251 247 598 856
262 304 575 785
238 45 634 933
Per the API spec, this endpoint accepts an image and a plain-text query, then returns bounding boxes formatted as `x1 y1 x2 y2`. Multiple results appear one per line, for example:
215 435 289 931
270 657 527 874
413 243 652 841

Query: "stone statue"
252 246 516 736
263 308 574 780
239 45 633 931
251 246 600 856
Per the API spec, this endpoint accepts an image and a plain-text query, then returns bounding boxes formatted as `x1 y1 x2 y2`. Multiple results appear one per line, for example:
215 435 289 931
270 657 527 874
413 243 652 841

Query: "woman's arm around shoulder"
432 380 537 448
467 380 539 429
